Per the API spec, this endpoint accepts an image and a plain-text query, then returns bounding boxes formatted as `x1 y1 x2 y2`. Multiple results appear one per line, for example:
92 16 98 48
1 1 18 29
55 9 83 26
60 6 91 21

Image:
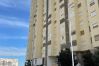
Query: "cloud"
0 17 29 28
0 0 13 7
0 0 31 10
0 36 28 40
0 47 26 56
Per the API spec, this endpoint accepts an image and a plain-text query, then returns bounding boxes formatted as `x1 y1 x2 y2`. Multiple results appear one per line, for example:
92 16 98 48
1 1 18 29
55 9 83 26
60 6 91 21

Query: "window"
89 26 91 32
34 14 37 17
91 37 92 43
54 8 56 11
60 3 64 8
80 30 84 35
71 31 76 35
94 34 99 41
54 20 57 24
77 3 81 8
98 0 99 7
69 3 75 8
59 0 63 3
62 36 64 40
90 0 95 6
48 40 51 45
72 40 77 46
54 2 56 5
33 24 35 26
92 23 98 28
48 14 51 19
91 10 96 17
60 18 65 24
90 1 95 6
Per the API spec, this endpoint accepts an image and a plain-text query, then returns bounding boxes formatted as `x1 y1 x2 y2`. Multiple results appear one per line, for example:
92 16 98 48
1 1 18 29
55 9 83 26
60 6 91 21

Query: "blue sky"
0 0 31 66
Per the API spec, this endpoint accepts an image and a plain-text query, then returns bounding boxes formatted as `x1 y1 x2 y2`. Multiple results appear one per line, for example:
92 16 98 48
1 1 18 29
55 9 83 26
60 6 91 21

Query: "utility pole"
69 11 75 66
69 24 74 66
64 0 74 66
45 0 49 66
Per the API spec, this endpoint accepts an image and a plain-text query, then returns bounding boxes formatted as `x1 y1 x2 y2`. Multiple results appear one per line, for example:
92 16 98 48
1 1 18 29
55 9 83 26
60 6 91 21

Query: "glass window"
72 40 77 46
71 31 76 35
91 10 96 17
94 34 99 41
89 26 91 32
69 3 75 8
91 37 92 43
78 3 81 8
93 23 98 28
98 0 99 7
54 2 56 5
59 0 63 3
54 20 57 24
80 30 84 35
62 36 64 40
90 0 95 6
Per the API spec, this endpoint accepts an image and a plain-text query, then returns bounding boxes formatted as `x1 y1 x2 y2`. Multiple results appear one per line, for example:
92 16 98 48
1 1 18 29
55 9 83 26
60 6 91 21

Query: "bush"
82 50 94 66
94 49 99 66
25 60 31 66
57 48 72 66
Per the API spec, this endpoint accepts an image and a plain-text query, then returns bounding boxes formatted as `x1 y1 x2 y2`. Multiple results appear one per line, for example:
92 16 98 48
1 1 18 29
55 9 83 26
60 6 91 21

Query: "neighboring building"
87 0 99 48
69 0 99 51
0 58 18 66
68 0 99 65
69 0 92 51
69 0 99 50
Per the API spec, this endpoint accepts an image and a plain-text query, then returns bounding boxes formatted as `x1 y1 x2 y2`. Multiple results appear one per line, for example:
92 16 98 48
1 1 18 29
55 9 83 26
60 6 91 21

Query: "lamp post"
45 0 49 66
69 14 75 66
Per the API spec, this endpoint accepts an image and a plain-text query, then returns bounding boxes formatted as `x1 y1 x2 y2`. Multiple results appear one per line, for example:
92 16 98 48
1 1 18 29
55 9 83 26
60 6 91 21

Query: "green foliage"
57 48 72 66
25 60 31 66
94 49 99 66
82 50 94 66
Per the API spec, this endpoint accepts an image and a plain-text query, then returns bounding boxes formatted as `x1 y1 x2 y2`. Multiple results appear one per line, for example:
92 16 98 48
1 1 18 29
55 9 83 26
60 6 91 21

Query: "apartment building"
26 0 70 66
0 58 18 66
68 0 99 52
26 0 99 66
68 0 99 65
87 0 99 48
69 0 93 52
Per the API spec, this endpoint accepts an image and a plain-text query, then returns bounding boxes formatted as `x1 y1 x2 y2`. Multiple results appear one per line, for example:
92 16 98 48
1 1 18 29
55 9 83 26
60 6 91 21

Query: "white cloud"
0 36 28 40
0 17 29 28
0 0 31 10
0 0 12 7
0 15 21 21
0 47 26 56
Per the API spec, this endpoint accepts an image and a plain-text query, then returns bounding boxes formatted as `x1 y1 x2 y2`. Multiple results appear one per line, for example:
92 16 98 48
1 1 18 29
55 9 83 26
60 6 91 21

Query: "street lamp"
45 0 49 66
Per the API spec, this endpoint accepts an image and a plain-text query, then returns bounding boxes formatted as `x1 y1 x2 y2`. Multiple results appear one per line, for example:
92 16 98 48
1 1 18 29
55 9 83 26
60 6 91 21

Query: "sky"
0 0 31 66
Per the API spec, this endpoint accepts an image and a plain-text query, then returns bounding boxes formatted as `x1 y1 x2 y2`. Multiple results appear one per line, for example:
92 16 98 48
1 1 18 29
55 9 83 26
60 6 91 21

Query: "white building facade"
0 58 18 66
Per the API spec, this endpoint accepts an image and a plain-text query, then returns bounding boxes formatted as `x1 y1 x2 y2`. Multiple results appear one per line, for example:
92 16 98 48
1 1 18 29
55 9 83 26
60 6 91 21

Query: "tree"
82 50 94 66
25 60 31 66
57 48 72 66
74 57 78 66
94 49 99 66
